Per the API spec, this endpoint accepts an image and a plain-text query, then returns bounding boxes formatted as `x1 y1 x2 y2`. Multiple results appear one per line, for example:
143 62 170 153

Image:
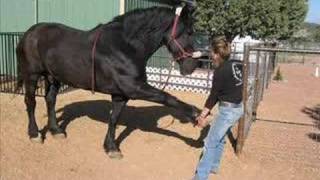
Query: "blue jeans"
194 103 244 180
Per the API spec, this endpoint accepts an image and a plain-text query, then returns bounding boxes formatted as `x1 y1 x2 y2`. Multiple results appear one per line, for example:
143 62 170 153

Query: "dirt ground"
1 62 319 180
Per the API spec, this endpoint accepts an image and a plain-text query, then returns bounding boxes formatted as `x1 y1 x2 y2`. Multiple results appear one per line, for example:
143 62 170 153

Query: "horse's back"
24 22 86 49
17 23 92 85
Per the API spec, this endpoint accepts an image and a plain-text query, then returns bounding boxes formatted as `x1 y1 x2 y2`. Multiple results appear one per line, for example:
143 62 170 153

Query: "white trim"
119 0 125 15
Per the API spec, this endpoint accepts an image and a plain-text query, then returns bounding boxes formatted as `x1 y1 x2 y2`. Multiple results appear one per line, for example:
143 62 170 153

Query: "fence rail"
235 43 320 154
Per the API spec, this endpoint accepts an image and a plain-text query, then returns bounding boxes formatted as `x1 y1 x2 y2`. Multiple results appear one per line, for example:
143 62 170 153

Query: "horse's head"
164 5 199 76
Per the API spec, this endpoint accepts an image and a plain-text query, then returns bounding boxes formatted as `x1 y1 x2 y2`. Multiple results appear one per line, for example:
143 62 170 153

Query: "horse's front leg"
128 83 200 124
104 94 128 159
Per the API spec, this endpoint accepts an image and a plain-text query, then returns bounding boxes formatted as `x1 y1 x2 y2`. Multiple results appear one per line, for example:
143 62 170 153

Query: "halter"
161 7 203 91
167 7 193 61
168 7 202 60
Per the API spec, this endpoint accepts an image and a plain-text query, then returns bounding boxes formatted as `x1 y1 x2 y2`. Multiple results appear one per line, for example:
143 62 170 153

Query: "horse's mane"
110 7 175 40
112 7 173 23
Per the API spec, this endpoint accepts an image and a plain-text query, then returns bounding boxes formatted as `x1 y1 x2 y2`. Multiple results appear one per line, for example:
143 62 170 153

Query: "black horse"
16 6 200 158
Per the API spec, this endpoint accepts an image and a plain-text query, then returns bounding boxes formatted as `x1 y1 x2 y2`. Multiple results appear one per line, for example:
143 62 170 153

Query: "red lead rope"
91 29 102 94
171 15 180 38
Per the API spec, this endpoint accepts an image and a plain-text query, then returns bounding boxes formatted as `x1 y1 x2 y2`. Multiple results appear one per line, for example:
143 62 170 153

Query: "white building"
231 35 262 61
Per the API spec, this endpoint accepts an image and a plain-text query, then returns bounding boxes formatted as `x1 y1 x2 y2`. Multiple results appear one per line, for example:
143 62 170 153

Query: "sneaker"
210 169 219 174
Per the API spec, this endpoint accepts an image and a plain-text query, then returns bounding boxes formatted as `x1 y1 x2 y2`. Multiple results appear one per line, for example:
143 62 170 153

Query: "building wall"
38 0 119 30
0 0 170 32
125 0 168 12
0 0 35 32
0 0 120 77
0 0 173 75
0 0 120 32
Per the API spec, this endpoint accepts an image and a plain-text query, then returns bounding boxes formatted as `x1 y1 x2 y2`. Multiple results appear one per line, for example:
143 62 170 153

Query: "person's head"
211 36 231 67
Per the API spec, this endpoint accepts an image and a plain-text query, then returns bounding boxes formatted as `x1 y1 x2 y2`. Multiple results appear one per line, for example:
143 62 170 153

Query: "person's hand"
196 115 209 128
192 51 203 58
195 108 210 128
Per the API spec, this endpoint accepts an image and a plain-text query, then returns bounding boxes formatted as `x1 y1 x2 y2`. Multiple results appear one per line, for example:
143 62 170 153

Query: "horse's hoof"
157 118 174 129
52 133 67 139
107 151 123 160
50 128 67 139
30 133 43 144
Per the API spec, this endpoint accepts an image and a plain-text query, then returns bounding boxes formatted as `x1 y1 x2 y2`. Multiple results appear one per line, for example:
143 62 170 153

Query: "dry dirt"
0 62 319 180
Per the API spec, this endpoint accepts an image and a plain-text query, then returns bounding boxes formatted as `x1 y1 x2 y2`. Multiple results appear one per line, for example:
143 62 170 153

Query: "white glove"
192 51 203 58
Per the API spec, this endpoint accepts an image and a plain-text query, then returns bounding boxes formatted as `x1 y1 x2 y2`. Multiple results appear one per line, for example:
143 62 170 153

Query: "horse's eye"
187 28 193 35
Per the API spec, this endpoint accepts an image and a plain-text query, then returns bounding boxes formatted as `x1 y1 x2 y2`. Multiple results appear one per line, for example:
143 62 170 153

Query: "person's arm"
196 70 223 127
202 70 222 115
197 92 217 120
203 86 219 111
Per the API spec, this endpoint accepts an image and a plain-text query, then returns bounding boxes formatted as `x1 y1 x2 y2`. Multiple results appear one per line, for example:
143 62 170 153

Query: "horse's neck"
92 7 174 61
140 31 168 59
124 12 173 61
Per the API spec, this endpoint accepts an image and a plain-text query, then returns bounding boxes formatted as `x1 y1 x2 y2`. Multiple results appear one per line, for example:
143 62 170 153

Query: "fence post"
252 48 261 120
236 44 250 155
266 53 271 89
260 53 268 100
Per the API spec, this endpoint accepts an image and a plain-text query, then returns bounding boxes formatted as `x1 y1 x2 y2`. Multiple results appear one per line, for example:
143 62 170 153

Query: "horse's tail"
14 35 26 94
14 23 44 95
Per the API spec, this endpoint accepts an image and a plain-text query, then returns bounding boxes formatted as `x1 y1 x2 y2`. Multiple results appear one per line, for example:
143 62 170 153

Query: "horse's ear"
180 4 196 24
180 0 196 19
183 0 197 12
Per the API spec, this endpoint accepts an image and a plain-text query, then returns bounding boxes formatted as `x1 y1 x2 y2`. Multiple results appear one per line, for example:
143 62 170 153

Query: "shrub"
273 67 284 81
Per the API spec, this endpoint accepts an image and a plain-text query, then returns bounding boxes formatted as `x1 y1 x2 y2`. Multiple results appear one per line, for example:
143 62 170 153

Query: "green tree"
195 0 308 42
247 0 282 40
195 0 249 42
277 0 308 40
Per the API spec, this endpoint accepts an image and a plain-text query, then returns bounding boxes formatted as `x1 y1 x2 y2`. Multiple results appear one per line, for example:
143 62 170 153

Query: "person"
192 36 244 180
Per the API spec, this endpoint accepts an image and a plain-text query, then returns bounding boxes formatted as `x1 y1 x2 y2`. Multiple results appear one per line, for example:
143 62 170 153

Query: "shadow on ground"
42 100 207 148
302 104 320 142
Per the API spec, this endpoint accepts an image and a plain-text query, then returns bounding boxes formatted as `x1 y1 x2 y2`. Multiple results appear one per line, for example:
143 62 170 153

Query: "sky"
306 0 320 24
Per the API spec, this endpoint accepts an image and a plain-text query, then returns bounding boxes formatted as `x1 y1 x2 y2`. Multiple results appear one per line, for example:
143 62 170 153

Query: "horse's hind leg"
24 74 42 143
44 76 65 138
104 94 128 159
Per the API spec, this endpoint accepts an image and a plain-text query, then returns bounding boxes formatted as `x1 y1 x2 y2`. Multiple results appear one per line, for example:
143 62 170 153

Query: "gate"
236 43 320 154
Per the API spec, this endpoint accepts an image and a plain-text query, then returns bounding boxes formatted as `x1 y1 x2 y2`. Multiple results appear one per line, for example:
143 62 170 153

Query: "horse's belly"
46 58 118 94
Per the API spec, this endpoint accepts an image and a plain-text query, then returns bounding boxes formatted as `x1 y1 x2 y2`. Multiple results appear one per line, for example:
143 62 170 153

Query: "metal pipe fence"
0 32 70 96
236 44 320 155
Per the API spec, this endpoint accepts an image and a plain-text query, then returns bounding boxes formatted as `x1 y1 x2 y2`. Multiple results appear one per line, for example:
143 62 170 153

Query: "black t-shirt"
204 59 243 109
